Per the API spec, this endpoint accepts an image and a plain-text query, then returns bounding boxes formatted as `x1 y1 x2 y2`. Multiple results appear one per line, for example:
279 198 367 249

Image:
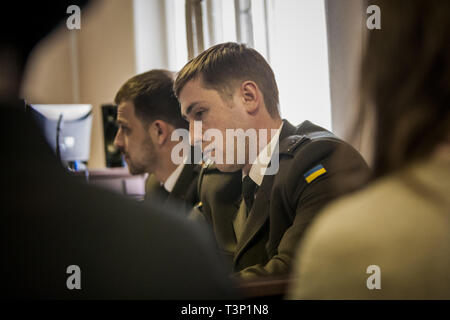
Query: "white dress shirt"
163 161 185 193
246 122 284 186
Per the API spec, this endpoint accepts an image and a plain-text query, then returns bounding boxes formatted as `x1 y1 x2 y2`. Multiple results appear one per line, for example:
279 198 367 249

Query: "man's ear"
148 120 170 146
239 81 260 115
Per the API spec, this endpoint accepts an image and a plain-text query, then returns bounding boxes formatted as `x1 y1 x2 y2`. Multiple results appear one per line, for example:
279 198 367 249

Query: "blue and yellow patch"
304 164 327 183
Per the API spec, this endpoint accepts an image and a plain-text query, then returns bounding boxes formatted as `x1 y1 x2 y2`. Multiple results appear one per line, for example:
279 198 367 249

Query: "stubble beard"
127 138 157 175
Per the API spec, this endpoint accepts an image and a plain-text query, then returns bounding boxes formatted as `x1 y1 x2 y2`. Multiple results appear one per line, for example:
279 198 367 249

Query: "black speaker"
102 104 124 167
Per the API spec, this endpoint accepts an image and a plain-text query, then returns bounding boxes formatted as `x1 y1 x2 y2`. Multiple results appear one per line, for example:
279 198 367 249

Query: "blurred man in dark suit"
0 0 234 299
114 70 201 212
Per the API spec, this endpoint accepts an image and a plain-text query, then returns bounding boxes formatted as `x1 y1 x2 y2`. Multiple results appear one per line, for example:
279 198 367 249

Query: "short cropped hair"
115 69 188 129
174 42 280 118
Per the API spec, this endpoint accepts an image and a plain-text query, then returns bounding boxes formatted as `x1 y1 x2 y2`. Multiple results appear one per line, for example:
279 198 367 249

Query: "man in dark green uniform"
114 70 200 212
174 42 370 278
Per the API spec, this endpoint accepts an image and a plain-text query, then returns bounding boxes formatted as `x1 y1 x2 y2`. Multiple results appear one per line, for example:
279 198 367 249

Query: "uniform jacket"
194 120 370 278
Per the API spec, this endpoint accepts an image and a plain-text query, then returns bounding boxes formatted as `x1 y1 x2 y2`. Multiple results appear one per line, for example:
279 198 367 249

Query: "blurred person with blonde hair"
289 0 450 299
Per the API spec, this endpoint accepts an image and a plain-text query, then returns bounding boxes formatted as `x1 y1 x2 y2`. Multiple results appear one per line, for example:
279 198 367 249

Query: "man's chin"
128 168 137 175
127 165 143 175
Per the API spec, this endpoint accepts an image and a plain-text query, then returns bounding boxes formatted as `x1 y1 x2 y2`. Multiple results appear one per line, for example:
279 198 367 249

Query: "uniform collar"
163 160 186 193
246 122 284 186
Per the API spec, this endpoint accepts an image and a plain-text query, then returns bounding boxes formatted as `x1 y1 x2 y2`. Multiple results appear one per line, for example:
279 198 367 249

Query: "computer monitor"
28 104 93 164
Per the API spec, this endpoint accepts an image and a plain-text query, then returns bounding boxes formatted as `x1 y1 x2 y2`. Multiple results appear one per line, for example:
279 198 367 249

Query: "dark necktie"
242 175 258 216
158 185 170 201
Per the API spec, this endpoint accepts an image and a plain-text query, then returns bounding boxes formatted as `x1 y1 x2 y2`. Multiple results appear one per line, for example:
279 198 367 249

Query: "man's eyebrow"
116 119 128 126
183 102 203 119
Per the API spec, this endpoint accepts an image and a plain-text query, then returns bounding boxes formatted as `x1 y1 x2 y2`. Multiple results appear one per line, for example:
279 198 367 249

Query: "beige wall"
21 0 136 169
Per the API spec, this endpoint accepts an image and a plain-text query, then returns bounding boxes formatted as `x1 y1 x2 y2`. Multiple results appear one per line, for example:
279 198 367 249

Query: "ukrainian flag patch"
304 164 327 183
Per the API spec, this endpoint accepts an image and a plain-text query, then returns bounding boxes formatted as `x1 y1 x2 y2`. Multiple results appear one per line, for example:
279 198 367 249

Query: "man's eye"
194 111 204 120
120 126 130 134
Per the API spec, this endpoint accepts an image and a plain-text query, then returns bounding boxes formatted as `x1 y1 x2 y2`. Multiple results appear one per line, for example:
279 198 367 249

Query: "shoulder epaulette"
279 130 338 156
279 135 308 155
304 131 337 141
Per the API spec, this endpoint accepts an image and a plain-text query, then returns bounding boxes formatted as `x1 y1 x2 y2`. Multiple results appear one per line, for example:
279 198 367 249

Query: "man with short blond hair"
175 42 369 278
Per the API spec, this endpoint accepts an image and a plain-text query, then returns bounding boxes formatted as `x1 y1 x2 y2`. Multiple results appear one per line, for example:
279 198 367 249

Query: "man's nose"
189 120 202 147
113 129 123 149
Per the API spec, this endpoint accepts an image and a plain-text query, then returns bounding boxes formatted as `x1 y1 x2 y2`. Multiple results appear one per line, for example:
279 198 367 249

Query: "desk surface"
237 276 292 299
70 167 146 198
